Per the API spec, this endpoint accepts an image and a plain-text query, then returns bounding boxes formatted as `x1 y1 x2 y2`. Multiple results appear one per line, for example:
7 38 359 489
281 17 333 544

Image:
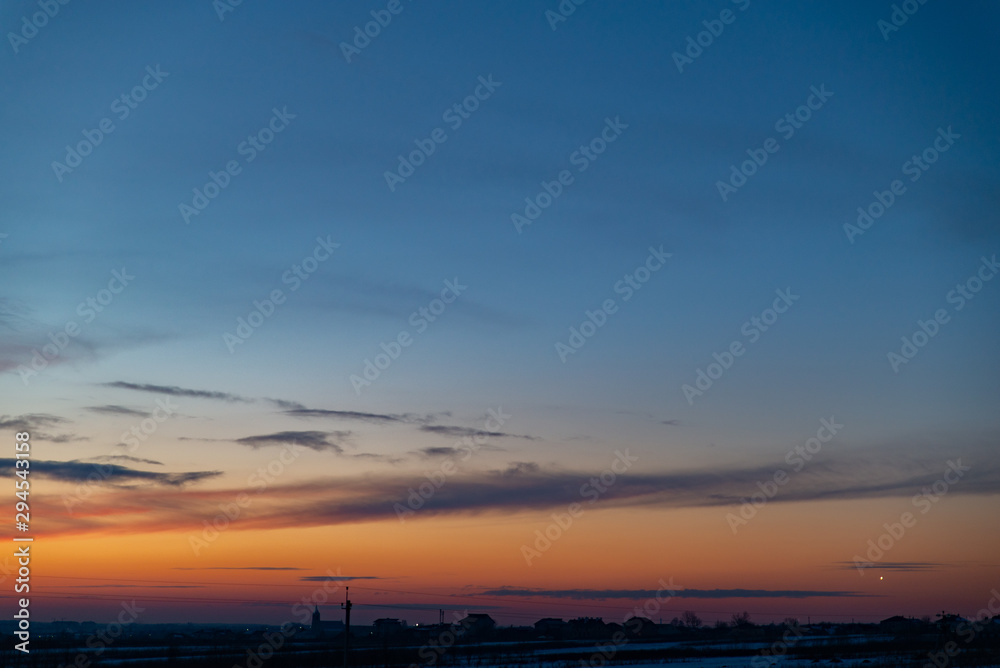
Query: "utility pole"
341 587 352 668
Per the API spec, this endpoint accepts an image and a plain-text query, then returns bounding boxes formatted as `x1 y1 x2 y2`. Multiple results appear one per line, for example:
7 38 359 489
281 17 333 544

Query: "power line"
28 575 887 620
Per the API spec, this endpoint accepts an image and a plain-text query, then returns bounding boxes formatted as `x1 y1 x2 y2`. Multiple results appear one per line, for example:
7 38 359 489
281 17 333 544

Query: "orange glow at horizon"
23 492 1000 625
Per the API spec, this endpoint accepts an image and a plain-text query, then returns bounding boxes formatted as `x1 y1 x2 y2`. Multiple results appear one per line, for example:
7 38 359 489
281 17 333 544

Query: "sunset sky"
1 1 999 626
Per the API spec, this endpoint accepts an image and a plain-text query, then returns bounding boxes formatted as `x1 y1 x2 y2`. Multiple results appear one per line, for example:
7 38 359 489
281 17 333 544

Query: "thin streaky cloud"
420 425 536 440
479 587 873 600
0 458 220 487
89 454 165 466
284 408 411 424
85 405 151 417
0 413 83 443
833 562 948 572
0 413 70 431
174 567 307 571
27 450 1000 537
103 381 250 402
234 430 350 453
298 575 382 582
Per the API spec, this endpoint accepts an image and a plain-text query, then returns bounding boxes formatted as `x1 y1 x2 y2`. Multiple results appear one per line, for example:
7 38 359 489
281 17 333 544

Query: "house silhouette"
457 613 496 638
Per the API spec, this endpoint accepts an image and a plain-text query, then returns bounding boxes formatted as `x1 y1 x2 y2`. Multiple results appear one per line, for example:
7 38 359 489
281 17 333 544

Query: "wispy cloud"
234 430 352 453
0 413 83 442
103 381 250 402
266 398 307 410
283 408 412 424
479 587 872 600
85 405 151 418
499 462 541 477
28 448 1000 538
416 446 467 458
88 454 164 466
833 561 947 572
281 406 455 426
0 413 69 432
0 297 32 330
68 584 205 589
420 425 536 440
102 385 446 432
174 566 308 571
44 433 89 443
299 575 382 582
181 430 398 460
1 332 168 377
310 274 526 327
0 458 220 487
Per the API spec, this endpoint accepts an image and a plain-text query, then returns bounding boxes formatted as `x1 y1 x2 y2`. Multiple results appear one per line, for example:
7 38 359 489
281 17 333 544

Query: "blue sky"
1 0 999 623
4 0 997 444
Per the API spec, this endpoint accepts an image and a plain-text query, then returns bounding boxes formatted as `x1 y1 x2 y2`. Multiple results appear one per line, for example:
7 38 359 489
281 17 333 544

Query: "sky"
1 0 999 627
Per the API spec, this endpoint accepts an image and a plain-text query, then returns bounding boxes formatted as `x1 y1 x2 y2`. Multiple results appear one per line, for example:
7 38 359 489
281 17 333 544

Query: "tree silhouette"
731 611 752 628
681 611 702 628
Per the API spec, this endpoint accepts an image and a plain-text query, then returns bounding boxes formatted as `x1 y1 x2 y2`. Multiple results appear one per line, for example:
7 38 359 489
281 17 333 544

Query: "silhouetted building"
625 616 657 638
655 622 684 638
879 615 926 635
937 614 968 635
457 613 496 638
311 606 345 637
534 617 567 638
373 618 405 638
